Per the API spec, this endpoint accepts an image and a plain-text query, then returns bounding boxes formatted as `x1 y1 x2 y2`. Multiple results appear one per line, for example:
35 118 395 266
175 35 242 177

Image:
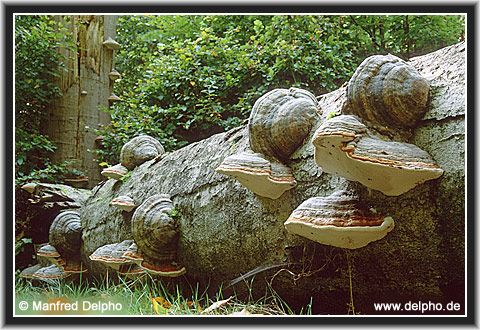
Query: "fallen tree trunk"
79 42 465 314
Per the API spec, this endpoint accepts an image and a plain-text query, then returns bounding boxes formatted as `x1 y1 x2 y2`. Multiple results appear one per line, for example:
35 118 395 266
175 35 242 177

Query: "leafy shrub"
15 15 77 185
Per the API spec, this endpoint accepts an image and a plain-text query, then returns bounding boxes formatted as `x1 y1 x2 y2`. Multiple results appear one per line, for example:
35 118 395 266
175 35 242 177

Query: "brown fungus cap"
345 54 430 130
284 190 394 249
62 261 87 274
19 264 44 279
101 163 128 180
37 244 61 258
110 196 136 212
32 264 72 281
216 151 297 199
49 210 82 257
108 69 121 81
248 87 320 162
108 93 122 102
89 240 134 270
103 37 121 50
122 242 144 265
120 135 165 170
312 115 444 196
140 260 186 277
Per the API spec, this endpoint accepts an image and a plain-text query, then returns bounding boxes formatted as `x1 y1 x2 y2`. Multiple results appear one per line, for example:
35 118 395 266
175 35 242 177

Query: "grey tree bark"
41 15 114 188
78 42 465 314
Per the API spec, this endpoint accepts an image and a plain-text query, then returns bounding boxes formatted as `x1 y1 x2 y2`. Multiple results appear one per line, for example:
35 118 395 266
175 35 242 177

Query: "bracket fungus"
344 54 430 130
284 190 394 249
108 69 121 81
48 210 86 273
36 244 66 268
120 135 165 170
21 182 38 194
89 240 135 271
312 115 444 196
32 264 72 281
110 195 136 212
216 151 297 199
19 264 43 279
103 37 121 50
122 242 144 265
131 194 186 277
108 93 122 102
101 163 128 180
248 87 320 162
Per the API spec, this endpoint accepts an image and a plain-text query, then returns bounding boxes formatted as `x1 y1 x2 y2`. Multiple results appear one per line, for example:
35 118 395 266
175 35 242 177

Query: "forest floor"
14 273 314 316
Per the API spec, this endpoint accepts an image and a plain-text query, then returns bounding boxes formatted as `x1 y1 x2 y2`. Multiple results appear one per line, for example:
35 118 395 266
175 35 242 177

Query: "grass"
15 270 313 316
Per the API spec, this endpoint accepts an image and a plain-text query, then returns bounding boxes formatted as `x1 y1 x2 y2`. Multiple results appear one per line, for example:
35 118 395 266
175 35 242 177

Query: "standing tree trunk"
41 15 116 188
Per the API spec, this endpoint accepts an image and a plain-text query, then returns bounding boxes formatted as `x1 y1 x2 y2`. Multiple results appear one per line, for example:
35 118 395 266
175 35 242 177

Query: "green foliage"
92 14 463 165
15 15 77 184
15 238 32 256
16 15 464 168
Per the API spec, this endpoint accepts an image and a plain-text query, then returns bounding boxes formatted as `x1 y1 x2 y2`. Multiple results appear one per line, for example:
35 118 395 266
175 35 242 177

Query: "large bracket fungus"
344 54 430 130
131 194 186 277
110 195 136 212
312 115 444 196
48 210 87 273
216 151 297 199
284 190 394 249
101 163 128 180
32 264 73 282
120 135 165 170
89 239 143 274
217 87 319 199
248 87 320 162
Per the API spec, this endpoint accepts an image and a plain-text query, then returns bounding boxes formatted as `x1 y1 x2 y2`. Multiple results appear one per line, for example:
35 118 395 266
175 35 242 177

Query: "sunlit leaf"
200 296 232 314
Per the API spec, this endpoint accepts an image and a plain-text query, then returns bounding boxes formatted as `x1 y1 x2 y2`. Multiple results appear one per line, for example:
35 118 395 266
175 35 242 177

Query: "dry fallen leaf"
200 296 232 314
231 308 251 315
155 296 172 309
149 293 169 315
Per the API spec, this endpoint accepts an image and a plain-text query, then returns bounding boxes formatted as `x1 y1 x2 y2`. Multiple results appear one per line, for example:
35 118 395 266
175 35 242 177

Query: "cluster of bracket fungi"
20 53 445 281
21 130 185 281
217 53 443 249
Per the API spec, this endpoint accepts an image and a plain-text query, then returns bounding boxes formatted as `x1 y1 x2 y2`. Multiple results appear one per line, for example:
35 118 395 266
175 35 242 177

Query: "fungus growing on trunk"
216 151 297 199
101 163 128 180
131 194 186 277
21 182 38 194
108 69 121 81
120 135 165 170
19 264 43 279
89 240 135 271
248 87 320 162
36 244 66 268
108 93 122 102
103 37 121 50
284 190 394 249
48 210 86 273
344 54 430 130
32 264 72 281
312 115 444 196
122 242 144 265
110 195 136 212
